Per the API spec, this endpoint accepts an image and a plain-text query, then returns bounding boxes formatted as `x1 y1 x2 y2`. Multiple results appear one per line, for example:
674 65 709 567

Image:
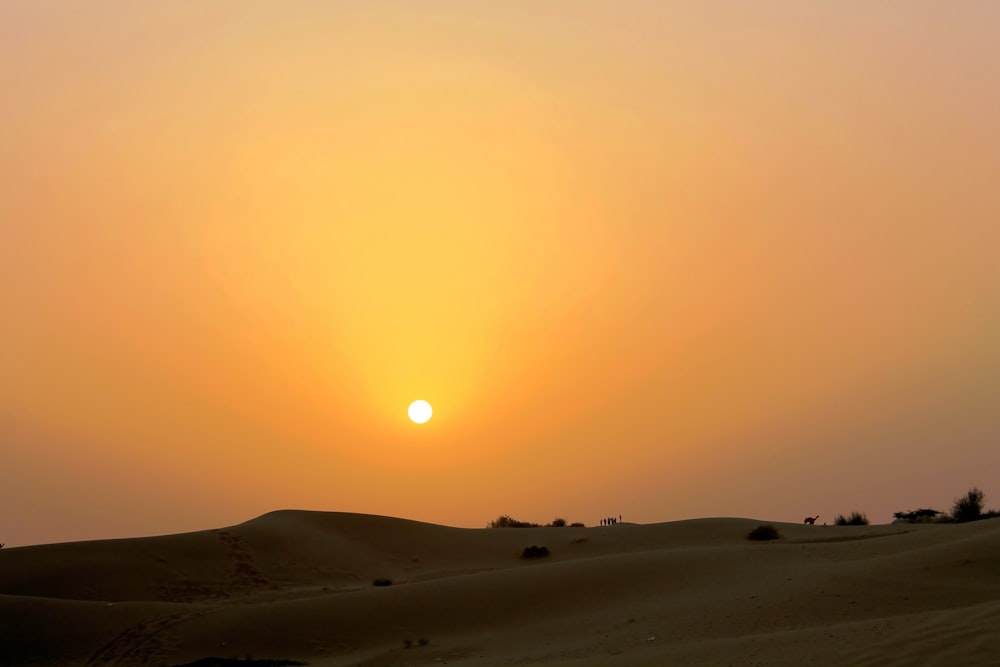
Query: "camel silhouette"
803 515 819 525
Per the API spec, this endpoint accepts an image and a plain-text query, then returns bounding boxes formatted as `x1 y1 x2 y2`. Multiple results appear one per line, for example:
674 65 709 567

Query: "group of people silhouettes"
600 515 621 526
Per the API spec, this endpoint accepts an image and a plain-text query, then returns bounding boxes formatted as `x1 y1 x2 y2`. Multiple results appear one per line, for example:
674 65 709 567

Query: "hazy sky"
3 1 999 546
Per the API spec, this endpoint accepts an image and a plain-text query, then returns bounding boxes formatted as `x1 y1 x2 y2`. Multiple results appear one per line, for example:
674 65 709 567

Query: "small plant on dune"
418 638 429 647
835 511 869 526
372 578 393 587
521 545 550 558
549 517 567 527
488 515 540 528
892 508 943 523
570 522 586 527
952 487 985 523
747 525 781 541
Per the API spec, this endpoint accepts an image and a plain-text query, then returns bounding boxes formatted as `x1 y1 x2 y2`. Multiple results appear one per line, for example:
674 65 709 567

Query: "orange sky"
3 1 999 546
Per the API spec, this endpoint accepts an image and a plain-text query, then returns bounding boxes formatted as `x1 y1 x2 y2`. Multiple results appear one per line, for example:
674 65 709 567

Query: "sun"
407 400 433 424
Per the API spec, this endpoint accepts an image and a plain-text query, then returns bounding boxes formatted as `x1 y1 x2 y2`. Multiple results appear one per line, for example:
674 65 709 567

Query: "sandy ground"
2 511 998 666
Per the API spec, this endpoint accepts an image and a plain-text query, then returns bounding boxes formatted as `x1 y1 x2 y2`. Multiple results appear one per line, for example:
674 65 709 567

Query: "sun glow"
408 400 433 424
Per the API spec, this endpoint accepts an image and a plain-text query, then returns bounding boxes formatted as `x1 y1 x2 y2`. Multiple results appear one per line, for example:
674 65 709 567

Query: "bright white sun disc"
408 400 433 424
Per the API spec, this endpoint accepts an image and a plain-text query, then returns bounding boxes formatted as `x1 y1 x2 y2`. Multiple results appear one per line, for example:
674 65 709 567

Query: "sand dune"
2 512 998 666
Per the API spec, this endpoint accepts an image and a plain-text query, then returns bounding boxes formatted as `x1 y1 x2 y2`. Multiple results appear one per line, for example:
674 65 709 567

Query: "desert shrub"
747 525 780 541
835 511 869 526
569 522 586 527
549 518 567 527
372 578 393 587
952 487 985 523
893 508 943 523
488 515 540 528
521 545 550 558
418 638 429 647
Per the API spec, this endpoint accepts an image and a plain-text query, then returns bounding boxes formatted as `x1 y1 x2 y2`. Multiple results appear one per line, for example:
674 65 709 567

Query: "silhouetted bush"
372 578 393 587
893 508 943 523
952 487 985 523
521 545 550 558
549 518 567 527
569 522 586 527
488 515 540 528
747 525 781 541
835 511 869 526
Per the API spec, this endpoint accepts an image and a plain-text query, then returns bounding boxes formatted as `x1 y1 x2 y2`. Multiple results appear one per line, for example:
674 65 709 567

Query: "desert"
4 5 1000 666
2 511 999 666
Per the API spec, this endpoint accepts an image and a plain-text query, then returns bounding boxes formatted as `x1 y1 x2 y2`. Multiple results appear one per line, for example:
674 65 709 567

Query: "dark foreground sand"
2 511 998 666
